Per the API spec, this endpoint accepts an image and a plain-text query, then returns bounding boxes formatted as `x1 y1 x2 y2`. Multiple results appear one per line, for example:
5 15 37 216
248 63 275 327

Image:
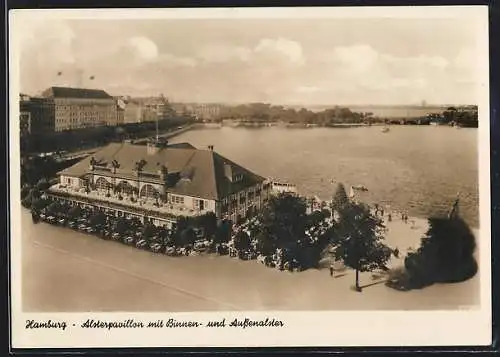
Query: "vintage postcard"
8 6 491 349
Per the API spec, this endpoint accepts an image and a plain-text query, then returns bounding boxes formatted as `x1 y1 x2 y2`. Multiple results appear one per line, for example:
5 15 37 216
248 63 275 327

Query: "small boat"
381 126 390 133
352 185 368 191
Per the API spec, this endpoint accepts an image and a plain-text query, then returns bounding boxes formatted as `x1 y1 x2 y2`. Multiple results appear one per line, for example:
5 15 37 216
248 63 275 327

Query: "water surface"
171 126 479 227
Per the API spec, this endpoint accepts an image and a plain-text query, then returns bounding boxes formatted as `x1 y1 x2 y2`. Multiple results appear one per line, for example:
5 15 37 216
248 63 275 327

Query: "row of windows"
171 195 184 204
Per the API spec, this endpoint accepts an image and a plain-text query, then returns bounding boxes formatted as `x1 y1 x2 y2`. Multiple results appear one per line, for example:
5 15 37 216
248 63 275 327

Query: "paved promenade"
21 210 480 312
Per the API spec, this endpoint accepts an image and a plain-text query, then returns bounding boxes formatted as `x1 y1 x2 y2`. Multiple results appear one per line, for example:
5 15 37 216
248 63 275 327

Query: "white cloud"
254 38 305 66
197 38 305 67
127 36 159 61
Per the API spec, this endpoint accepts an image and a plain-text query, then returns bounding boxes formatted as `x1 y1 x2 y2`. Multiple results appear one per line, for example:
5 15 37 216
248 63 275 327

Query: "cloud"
254 38 305 66
127 36 159 61
197 37 305 67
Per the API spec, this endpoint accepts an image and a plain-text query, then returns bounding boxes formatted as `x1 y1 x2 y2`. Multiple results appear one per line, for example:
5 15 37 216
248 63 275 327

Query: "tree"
180 227 197 247
214 219 232 244
35 178 51 191
89 212 106 227
261 193 307 246
334 202 392 292
404 217 476 288
195 212 217 239
234 230 251 251
46 201 62 215
68 206 82 219
142 223 156 241
255 230 276 255
113 217 129 234
332 183 349 213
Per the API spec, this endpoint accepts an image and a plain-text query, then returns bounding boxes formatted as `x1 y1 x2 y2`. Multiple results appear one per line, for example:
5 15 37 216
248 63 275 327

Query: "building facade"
130 96 175 122
49 142 271 227
19 95 56 134
41 87 118 132
123 99 143 124
183 103 223 121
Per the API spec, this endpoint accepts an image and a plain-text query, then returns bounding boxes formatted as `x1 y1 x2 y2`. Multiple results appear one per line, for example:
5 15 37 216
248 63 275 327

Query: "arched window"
95 177 109 191
140 184 158 199
117 180 134 195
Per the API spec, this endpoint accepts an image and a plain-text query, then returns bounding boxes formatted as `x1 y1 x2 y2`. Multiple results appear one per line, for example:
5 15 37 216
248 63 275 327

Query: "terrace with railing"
48 184 212 219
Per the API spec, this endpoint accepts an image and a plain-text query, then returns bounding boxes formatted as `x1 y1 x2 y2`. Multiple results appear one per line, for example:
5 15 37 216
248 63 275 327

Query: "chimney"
208 145 214 151
157 163 168 181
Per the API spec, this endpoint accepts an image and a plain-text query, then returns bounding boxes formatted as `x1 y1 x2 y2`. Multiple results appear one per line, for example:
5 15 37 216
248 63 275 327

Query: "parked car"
124 236 135 245
165 246 177 256
111 232 121 241
78 224 88 231
57 218 66 225
136 239 147 249
150 243 162 253
86 226 96 234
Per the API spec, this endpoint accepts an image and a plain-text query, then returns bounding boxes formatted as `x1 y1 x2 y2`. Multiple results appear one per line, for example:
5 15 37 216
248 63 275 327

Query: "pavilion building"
48 141 271 227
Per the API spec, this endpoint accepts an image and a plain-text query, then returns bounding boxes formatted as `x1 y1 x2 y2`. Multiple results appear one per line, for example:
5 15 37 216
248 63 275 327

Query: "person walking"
388 213 392 222
330 263 334 277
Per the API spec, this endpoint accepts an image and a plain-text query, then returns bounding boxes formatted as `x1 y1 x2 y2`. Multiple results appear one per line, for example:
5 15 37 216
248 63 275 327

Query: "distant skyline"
16 12 482 106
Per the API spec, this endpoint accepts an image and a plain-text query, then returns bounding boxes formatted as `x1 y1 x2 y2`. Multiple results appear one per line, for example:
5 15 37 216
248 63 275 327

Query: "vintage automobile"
150 243 162 253
136 239 148 249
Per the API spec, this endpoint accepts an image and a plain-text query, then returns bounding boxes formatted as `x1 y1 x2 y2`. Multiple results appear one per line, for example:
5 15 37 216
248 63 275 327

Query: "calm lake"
171 125 479 228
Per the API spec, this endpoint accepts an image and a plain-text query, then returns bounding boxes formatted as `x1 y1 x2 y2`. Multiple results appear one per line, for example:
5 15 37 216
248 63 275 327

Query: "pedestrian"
388 213 392 222
380 209 384 217
329 263 334 277
394 247 400 258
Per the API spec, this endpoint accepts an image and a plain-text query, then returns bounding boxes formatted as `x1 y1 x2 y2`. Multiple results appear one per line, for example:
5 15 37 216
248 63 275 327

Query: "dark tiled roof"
167 142 197 149
42 87 113 100
58 143 265 200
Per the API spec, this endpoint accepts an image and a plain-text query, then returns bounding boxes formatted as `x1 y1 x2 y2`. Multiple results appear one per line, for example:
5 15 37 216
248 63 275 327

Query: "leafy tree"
405 217 476 288
234 230 251 251
195 212 217 239
113 217 129 234
261 193 307 246
21 186 31 200
180 227 197 247
332 183 349 213
68 206 82 219
36 178 51 191
31 197 50 212
89 212 106 227
214 219 232 244
142 223 156 241
46 201 62 215
386 197 477 291
255 229 276 255
334 202 392 291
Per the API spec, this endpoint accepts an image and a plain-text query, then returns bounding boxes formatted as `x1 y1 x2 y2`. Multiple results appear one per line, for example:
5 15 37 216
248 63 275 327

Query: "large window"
117 180 135 195
95 177 109 191
171 195 185 205
194 199 205 210
140 184 158 199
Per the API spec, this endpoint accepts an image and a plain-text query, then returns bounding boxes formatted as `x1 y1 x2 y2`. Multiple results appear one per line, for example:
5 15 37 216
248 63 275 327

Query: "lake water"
171 126 479 228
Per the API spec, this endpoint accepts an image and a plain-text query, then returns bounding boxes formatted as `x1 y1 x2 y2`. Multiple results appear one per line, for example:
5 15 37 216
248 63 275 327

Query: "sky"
16 13 482 106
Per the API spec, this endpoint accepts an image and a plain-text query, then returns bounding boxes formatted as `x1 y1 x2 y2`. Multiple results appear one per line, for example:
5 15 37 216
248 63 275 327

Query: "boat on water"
351 185 368 191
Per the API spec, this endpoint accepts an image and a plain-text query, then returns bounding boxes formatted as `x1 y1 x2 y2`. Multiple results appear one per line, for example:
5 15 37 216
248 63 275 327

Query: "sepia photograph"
9 6 491 349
